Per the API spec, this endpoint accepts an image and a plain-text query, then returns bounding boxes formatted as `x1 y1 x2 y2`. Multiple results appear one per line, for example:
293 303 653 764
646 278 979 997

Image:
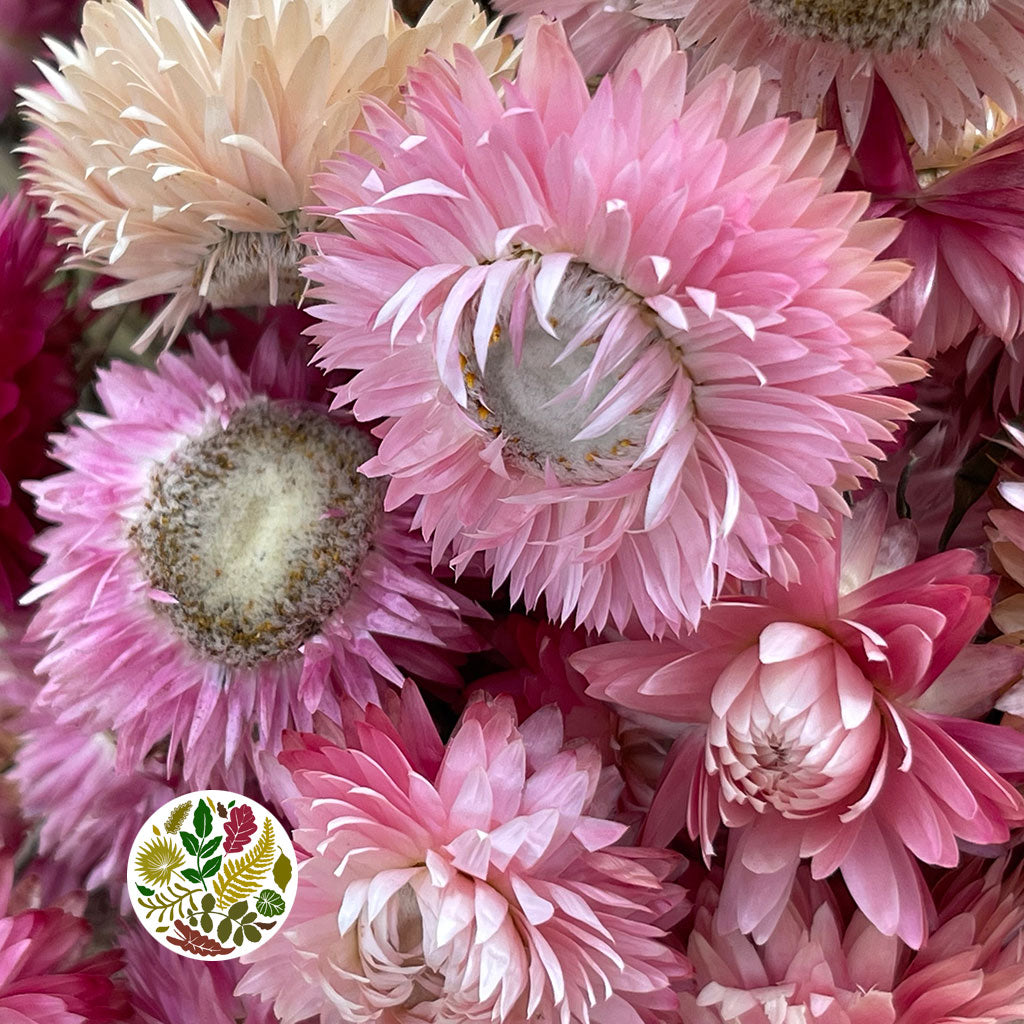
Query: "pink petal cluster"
0 857 131 1023
238 689 690 1023
671 0 1024 150
471 615 674 827
575 496 1024 946
307 19 920 635
0 195 75 611
847 83 1024 357
25 335 482 789
682 855 1024 1023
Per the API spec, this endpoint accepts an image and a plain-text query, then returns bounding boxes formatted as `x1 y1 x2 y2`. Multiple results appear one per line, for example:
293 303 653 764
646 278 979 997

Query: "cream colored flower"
20 0 512 348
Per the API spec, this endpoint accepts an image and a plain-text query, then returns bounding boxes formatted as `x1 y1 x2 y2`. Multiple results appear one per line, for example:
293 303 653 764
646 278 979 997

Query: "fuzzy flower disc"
18 0 511 348
307 20 919 635
25 337 481 789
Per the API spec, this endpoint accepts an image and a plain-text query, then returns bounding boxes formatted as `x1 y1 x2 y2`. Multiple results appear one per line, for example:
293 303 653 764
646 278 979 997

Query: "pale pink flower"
237 689 690 1024
0 857 131 1022
671 0 1024 150
25 335 482 789
682 855 1024 1024
574 495 1024 947
307 20 920 636
19 0 511 349
121 927 276 1024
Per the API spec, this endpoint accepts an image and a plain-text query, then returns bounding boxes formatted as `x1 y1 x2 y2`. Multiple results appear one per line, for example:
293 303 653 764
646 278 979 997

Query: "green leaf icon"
218 917 232 943
233 926 244 945
155 926 169 933
181 868 203 884
180 832 199 856
255 889 287 918
243 925 261 942
200 913 213 933
272 851 292 892
194 800 213 839
200 855 223 879
227 900 248 920
201 893 215 912
136 884 155 897
199 836 222 859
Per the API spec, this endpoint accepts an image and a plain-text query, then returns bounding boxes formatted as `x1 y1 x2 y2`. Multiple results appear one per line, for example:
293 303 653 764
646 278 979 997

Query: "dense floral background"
4 0 1024 1021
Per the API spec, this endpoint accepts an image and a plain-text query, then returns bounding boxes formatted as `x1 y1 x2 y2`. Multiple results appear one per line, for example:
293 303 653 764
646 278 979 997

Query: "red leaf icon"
223 804 258 853
166 921 235 957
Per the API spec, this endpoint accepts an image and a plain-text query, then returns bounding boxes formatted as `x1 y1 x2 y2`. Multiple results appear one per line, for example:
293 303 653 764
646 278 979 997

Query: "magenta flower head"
574 495 1024 947
0 857 131 1022
25 334 482 789
307 19 921 636
237 688 691 1023
0 194 75 611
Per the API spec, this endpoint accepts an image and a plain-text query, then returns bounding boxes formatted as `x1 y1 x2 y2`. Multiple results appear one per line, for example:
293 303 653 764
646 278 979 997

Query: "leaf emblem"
223 804 257 853
213 817 275 908
255 889 287 917
166 920 234 957
193 800 213 839
136 836 186 887
163 800 192 834
272 850 292 891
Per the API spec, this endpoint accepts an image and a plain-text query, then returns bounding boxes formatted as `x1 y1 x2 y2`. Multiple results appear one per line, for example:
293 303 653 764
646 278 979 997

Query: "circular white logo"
128 790 297 960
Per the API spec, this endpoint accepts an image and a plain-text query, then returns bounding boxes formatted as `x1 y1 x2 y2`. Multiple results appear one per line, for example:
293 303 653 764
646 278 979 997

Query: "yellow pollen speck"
464 372 476 388
489 325 501 345
459 353 467 370
585 452 597 463
477 406 489 420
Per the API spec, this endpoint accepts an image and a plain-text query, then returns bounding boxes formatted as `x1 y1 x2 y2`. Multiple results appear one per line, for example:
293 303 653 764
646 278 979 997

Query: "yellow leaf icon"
152 825 160 835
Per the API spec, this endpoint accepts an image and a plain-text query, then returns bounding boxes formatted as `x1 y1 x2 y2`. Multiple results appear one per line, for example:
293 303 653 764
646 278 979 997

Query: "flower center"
460 262 664 483
133 401 380 667
747 0 989 50
197 228 305 309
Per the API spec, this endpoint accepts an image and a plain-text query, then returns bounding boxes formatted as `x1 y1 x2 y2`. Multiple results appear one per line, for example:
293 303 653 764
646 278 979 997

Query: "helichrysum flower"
849 85 1024 357
19 0 511 349
0 857 131 1022
307 19 920 637
670 0 1024 150
25 335 482 789
237 689 691 1024
682 856 1024 1023
574 495 1024 947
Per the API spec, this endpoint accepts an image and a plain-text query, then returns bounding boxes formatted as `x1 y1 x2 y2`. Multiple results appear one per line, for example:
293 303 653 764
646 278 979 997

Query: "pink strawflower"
672 0 1024 150
472 615 675 827
121 926 275 1024
307 20 920 636
0 194 76 611
26 334 482 789
848 84 1024 357
237 689 690 1023
0 857 131 1023
574 495 1024 947
682 856 1024 1023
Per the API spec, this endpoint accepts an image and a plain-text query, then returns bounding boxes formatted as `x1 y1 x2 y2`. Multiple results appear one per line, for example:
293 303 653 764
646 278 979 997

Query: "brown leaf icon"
223 804 258 853
166 920 235 957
